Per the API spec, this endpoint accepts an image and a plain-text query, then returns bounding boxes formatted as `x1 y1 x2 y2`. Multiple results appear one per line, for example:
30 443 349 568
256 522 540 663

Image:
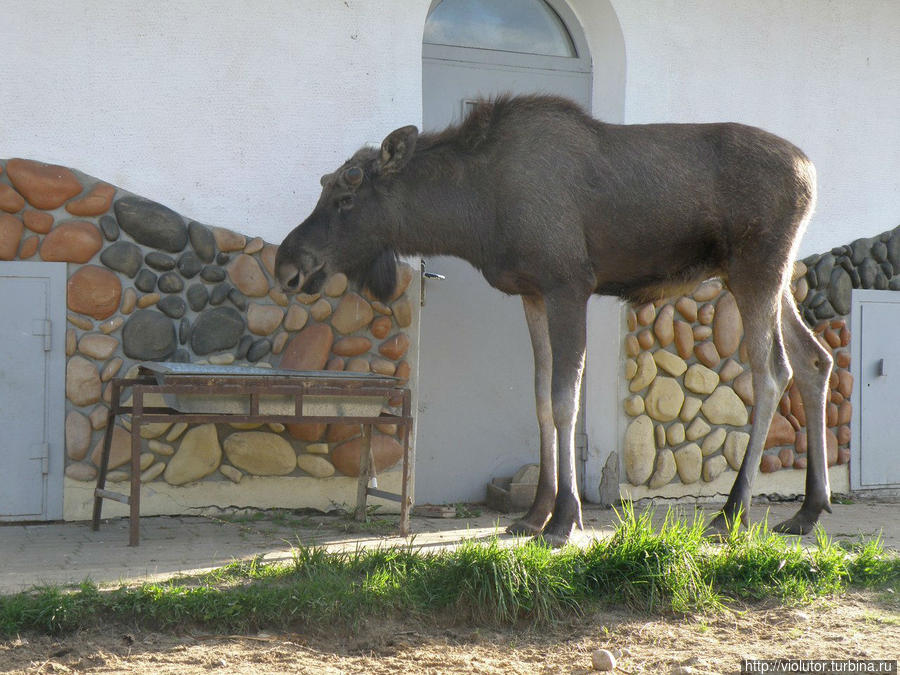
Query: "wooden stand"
91 370 413 545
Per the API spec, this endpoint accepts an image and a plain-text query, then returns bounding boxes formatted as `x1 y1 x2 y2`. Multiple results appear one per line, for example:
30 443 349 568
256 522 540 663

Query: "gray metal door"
0 263 66 520
417 0 592 504
851 290 900 488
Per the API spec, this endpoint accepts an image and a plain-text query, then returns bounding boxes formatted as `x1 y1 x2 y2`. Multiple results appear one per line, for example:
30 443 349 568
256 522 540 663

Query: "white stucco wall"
611 0 900 257
0 1 428 245
2 2 897 254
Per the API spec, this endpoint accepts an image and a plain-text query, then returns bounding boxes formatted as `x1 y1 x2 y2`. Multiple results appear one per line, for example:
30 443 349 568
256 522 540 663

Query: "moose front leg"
538 292 588 547
507 295 558 535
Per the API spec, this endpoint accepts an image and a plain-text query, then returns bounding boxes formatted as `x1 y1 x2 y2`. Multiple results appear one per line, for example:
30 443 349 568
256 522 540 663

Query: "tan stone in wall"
66 356 101 406
224 432 297 476
164 424 222 485
624 415 655 486
228 254 269 297
332 293 374 334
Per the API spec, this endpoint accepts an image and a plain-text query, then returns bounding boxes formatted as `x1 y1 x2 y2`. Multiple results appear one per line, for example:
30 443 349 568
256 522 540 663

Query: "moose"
275 95 832 546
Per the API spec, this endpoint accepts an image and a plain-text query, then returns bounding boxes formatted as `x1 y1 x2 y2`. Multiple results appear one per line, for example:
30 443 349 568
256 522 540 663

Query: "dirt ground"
2 591 897 674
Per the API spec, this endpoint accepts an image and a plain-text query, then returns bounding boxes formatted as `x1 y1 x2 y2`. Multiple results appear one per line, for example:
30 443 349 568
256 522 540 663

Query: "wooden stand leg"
129 388 143 546
92 382 121 531
355 425 373 522
399 390 413 536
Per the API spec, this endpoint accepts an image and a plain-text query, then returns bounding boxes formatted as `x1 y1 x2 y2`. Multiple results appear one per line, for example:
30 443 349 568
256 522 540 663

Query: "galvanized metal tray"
138 362 396 417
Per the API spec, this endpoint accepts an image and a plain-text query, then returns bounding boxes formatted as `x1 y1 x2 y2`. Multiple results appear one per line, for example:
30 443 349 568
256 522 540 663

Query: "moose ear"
362 249 398 302
379 125 418 173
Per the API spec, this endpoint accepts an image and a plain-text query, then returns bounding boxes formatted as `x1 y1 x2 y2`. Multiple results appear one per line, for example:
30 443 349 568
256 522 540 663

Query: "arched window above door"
424 0 576 58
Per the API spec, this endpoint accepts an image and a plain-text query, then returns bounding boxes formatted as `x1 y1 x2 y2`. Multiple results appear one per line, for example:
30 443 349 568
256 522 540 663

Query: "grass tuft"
2 504 897 637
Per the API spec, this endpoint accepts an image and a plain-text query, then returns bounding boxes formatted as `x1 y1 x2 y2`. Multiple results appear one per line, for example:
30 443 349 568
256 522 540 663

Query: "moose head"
275 125 419 302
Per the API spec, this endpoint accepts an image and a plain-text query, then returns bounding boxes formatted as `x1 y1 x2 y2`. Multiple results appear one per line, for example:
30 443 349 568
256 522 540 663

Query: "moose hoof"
506 519 544 536
534 531 570 548
704 509 747 540
772 511 820 535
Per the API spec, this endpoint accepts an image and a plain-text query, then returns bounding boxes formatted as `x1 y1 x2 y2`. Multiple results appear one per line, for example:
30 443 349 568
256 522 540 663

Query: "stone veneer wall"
622 263 853 497
0 158 415 519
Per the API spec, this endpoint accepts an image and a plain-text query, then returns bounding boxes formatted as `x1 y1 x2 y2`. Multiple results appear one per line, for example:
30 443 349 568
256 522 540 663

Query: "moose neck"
387 142 492 270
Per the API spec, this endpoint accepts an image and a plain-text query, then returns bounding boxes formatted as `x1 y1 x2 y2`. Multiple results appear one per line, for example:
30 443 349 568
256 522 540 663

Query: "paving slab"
0 502 896 595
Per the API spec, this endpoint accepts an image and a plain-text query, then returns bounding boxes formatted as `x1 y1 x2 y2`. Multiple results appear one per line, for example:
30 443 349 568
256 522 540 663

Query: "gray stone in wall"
158 272 184 293
145 252 176 271
188 221 216 263
100 241 142 278
850 238 871 266
179 317 191 344
859 257 878 289
187 283 208 312
201 265 226 283
828 267 852 316
172 348 190 362
814 299 836 320
190 306 245 355
158 295 186 318
887 230 900 269
814 253 834 289
99 215 119 241
114 196 188 252
122 310 177 360
248 338 271 362
177 251 203 278
210 282 231 305
228 288 247 310
135 268 157 293
872 241 888 263
236 334 253 359
216 252 230 265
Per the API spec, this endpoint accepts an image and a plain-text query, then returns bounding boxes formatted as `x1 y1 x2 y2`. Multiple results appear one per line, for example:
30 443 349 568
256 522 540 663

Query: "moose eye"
336 195 354 211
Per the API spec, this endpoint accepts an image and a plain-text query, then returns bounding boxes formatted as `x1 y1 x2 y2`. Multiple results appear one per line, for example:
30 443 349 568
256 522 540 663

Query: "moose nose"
276 262 302 292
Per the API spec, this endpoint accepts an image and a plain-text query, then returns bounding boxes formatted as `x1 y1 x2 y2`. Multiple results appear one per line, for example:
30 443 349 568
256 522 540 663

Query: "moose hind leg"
708 279 792 535
507 295 558 536
537 292 588 547
773 290 833 534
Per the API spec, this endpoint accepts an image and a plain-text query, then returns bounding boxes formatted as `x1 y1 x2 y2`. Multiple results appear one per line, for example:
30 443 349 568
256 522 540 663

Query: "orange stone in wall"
286 422 325 441
66 182 115 216
0 183 25 213
23 210 53 233
0 214 24 260
67 265 122 320
6 158 83 209
379 333 410 360
18 235 39 259
331 434 403 477
279 323 333 371
40 220 103 263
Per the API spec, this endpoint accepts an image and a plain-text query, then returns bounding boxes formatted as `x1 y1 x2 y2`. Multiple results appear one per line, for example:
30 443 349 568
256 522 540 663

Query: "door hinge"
32 443 50 475
32 318 51 351
576 432 589 462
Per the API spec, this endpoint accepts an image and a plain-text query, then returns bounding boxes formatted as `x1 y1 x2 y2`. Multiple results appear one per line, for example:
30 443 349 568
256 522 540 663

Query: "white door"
851 290 900 489
0 262 66 521
416 0 592 504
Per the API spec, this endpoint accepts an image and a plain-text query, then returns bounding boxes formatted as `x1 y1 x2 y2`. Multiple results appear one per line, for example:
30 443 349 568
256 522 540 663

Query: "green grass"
2 504 897 637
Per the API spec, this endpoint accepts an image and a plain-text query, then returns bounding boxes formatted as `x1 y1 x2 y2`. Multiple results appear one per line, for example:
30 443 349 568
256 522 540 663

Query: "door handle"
420 260 446 307
878 358 887 377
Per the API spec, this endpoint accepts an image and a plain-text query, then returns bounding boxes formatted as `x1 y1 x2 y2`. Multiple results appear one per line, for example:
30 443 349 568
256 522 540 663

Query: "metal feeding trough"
94 362 414 545
139 362 391 417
